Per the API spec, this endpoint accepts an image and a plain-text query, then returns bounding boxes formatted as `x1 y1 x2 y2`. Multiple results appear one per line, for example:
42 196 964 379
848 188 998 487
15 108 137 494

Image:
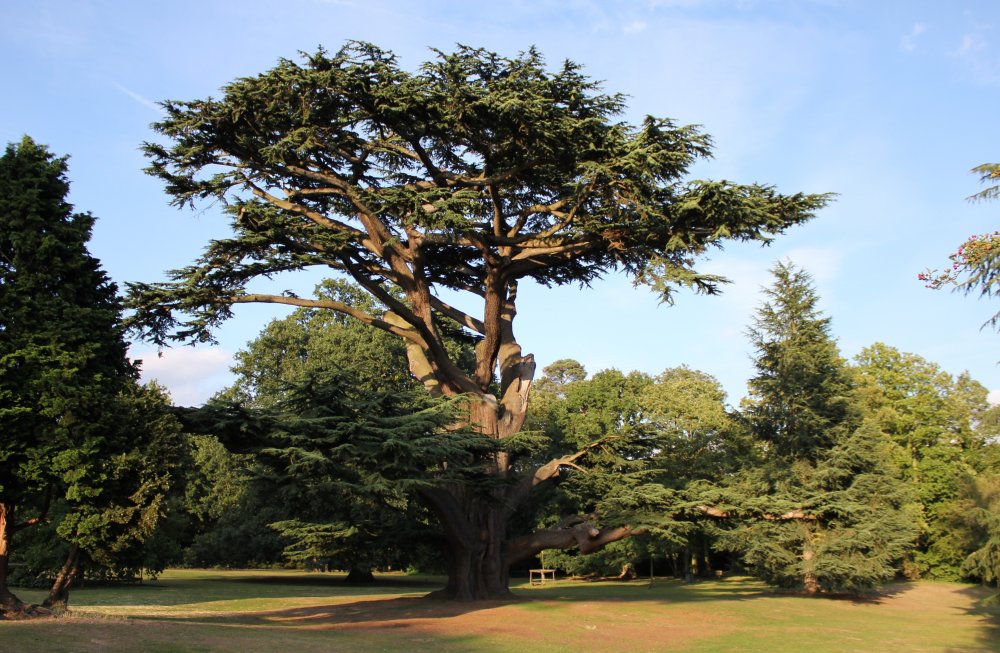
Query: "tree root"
0 603 56 620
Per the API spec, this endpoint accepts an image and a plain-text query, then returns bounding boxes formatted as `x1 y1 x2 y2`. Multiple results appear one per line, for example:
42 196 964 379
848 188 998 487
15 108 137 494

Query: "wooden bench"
529 569 556 585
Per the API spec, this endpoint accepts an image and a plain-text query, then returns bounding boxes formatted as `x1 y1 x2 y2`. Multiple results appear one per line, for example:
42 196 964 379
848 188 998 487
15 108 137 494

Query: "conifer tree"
127 43 828 599
194 281 467 578
726 262 916 594
742 261 855 460
0 137 179 614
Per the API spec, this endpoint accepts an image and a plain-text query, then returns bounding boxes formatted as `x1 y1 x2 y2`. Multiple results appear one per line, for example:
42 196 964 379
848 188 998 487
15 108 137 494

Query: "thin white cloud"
900 23 926 52
133 347 234 406
958 32 986 57
110 81 164 115
623 20 648 34
648 0 710 7
952 30 1000 85
990 388 1000 405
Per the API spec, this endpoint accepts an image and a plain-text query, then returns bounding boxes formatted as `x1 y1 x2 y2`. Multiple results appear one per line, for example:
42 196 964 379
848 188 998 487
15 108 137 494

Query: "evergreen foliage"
0 137 181 613
125 42 827 599
180 280 477 574
181 373 489 575
742 261 857 460
956 474 1000 585
722 262 916 594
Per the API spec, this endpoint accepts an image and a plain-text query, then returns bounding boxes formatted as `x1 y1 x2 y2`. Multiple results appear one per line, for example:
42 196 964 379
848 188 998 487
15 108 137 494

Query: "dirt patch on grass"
197 595 739 652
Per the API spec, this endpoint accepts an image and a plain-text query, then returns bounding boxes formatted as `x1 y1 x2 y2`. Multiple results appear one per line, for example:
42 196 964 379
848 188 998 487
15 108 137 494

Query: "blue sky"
2 0 999 406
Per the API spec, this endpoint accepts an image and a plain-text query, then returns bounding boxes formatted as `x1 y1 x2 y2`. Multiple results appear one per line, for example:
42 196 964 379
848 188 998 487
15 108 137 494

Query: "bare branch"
246 184 364 238
695 505 817 521
429 295 486 334
504 515 638 566
273 167 404 262
489 184 506 238
231 293 427 346
509 198 570 238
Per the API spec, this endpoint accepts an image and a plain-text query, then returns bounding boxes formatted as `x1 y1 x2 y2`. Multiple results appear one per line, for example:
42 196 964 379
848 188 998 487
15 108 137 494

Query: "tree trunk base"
0 589 25 615
42 543 80 611
345 567 375 584
0 603 55 620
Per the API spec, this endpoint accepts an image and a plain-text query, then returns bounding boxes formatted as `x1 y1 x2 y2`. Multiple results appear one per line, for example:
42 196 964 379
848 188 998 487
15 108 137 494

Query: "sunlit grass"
3 570 998 653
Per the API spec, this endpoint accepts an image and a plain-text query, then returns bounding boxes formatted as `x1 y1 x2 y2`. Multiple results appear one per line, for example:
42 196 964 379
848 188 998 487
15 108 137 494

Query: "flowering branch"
919 231 1000 289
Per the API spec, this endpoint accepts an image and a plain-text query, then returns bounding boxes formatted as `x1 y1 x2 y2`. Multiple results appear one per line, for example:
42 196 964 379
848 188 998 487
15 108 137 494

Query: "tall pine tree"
726 261 916 594
0 137 177 614
742 262 855 460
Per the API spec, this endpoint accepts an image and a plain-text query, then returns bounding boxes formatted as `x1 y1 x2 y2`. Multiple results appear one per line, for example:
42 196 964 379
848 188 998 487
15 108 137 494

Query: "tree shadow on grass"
517 576 915 606
56 573 448 608
64 574 929 636
127 576 916 634
225 574 444 590
517 577 767 604
949 585 1000 653
138 594 513 629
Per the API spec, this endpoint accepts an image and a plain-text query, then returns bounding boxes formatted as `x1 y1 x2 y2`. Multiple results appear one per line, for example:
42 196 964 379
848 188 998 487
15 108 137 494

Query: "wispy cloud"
623 19 648 34
900 23 925 52
952 29 1000 85
110 81 164 115
958 32 987 57
648 0 710 7
133 347 234 406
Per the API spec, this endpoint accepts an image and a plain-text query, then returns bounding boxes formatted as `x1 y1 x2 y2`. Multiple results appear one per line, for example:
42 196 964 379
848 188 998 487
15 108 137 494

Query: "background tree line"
4 140 998 610
25 261 991 598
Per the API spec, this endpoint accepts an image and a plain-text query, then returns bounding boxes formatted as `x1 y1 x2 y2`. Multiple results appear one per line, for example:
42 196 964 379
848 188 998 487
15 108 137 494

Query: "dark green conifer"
725 262 917 594
0 138 180 614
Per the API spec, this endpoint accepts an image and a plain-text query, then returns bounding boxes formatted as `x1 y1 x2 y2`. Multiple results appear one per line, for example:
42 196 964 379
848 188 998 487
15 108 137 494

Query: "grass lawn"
2 570 998 653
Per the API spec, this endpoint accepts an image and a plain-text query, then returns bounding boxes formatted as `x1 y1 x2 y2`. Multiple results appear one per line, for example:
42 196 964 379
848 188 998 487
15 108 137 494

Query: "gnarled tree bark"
43 543 81 612
0 503 23 614
127 45 827 600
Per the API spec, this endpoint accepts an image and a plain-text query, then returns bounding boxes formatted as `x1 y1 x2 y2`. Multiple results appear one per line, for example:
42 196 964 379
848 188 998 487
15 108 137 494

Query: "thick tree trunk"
403 287 635 600
42 543 80 612
0 503 25 614
683 546 695 582
421 484 513 601
345 566 375 584
418 412 638 599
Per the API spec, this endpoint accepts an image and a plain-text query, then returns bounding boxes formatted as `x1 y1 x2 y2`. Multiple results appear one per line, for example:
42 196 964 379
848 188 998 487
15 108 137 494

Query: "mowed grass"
2 569 998 653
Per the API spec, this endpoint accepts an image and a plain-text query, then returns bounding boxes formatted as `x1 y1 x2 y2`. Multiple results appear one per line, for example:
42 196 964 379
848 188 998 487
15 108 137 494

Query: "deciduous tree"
854 343 998 579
